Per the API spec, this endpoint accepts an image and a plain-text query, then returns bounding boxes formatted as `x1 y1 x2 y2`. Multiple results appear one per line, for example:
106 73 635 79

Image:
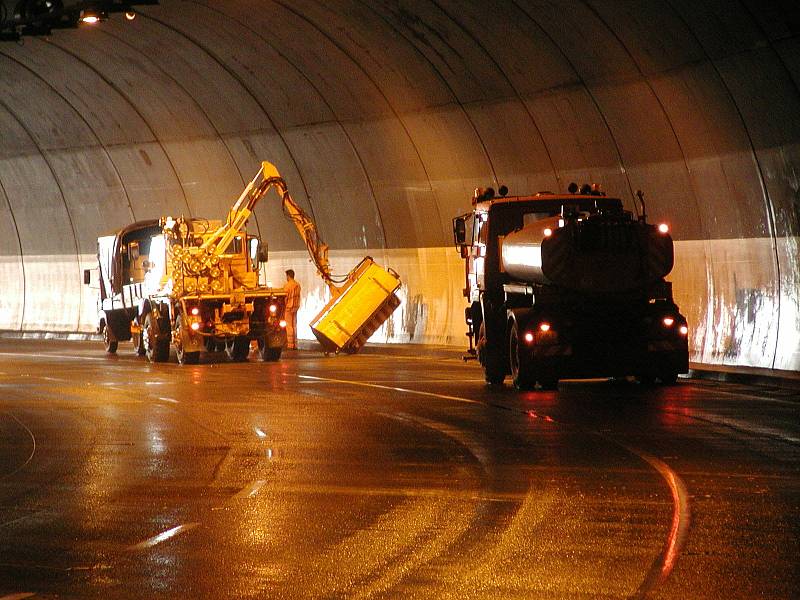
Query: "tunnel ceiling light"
1 1 158 41
79 7 108 24
14 0 63 22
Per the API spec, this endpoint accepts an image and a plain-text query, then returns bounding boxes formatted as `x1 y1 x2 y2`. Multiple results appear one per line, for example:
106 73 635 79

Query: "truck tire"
509 319 535 390
538 377 559 391
131 331 146 356
205 337 224 353
636 374 656 386
102 322 118 354
174 316 200 365
659 372 678 385
478 323 505 385
143 313 170 363
226 336 250 362
257 338 282 362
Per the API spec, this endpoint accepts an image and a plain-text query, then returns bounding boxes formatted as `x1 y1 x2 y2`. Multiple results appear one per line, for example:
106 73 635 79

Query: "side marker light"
679 325 688 335
539 323 551 332
524 332 534 343
658 223 669 234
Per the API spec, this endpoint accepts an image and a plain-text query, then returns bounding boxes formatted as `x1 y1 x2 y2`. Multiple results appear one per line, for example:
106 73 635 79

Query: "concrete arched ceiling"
0 0 798 372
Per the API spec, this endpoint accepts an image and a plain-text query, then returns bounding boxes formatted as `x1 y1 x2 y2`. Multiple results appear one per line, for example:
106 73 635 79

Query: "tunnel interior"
0 0 798 372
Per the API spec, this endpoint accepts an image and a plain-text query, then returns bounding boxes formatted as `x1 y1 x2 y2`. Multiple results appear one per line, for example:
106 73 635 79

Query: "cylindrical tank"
501 215 674 293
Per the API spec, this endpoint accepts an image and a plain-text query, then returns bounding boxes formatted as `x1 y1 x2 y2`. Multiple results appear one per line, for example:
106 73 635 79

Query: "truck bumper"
527 341 689 379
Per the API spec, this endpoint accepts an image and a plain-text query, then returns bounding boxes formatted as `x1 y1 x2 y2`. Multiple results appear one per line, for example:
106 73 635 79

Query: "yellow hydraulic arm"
200 161 337 294
202 160 402 354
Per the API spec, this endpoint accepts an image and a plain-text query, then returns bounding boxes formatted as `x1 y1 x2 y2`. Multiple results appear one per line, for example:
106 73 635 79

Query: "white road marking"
298 375 483 405
302 373 691 596
0 352 106 362
688 409 800 444
618 442 690 596
0 594 37 600
234 480 267 499
159 397 179 404
692 385 799 406
129 522 200 551
1 413 36 479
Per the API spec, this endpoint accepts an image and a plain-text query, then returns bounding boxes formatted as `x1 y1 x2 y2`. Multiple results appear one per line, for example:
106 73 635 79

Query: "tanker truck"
453 184 689 389
86 161 401 364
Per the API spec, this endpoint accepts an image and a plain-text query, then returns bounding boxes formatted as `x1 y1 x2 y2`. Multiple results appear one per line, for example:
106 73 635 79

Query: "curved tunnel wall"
0 0 798 372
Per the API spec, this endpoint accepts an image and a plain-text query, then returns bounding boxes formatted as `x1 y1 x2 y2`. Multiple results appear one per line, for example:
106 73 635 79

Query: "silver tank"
500 216 674 293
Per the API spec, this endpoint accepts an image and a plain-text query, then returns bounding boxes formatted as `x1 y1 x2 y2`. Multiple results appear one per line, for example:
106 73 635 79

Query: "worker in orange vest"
284 269 301 349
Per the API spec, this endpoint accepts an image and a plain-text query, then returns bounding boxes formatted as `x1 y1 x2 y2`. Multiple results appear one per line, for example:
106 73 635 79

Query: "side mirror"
129 241 140 260
83 269 91 285
258 242 268 264
453 217 467 246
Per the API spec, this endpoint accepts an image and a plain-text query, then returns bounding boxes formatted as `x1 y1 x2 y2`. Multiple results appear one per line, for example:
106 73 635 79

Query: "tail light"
279 320 287 328
662 317 674 327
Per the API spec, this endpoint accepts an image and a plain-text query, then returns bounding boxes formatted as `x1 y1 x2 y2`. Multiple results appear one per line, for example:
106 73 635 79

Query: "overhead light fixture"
79 7 108 24
1 0 159 41
14 0 63 22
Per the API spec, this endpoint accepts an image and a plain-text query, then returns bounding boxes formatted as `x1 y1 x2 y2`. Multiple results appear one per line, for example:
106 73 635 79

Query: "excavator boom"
204 161 402 354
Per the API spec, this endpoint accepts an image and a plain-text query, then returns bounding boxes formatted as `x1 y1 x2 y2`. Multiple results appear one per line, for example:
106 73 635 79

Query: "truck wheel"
509 320 535 390
479 323 505 385
205 337 221 353
175 316 200 365
538 377 559 391
143 313 170 363
131 331 146 356
659 372 678 385
102 323 118 354
636 374 656 386
226 336 250 362
257 338 282 362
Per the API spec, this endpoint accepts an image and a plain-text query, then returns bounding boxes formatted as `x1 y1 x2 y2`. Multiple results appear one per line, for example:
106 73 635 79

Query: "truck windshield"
222 236 244 255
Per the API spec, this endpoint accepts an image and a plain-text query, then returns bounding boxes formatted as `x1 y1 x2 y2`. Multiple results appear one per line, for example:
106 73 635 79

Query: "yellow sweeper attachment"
310 257 401 354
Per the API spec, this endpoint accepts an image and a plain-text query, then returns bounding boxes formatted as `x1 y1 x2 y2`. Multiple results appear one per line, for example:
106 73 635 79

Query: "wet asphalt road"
0 339 798 599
